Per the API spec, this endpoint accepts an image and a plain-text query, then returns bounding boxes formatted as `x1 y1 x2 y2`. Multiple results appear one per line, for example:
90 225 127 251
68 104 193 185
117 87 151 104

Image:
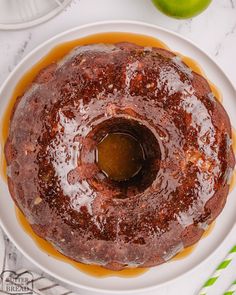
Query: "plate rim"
0 20 236 294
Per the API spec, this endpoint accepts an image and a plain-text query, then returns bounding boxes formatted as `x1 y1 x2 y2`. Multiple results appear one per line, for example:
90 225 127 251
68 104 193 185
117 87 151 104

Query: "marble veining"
12 32 32 71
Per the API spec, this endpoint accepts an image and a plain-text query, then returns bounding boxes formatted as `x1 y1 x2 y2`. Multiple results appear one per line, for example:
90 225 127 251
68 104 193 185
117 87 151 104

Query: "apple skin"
152 0 212 19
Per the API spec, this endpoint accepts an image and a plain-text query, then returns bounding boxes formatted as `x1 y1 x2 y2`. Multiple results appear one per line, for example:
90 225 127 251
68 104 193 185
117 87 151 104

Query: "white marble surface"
0 0 236 294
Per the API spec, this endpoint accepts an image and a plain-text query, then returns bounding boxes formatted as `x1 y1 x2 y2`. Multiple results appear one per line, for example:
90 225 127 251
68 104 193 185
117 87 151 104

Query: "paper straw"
198 245 236 295
224 280 236 295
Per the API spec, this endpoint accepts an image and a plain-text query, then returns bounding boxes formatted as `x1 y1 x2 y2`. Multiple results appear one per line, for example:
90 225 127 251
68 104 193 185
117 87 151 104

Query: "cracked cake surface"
5 42 235 270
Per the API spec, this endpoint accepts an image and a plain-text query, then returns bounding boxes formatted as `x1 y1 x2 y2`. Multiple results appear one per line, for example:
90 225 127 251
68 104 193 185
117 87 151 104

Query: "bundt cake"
5 42 235 270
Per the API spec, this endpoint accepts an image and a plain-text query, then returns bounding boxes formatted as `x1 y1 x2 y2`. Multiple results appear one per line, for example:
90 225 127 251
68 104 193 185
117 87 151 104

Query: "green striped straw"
198 245 236 295
224 280 236 295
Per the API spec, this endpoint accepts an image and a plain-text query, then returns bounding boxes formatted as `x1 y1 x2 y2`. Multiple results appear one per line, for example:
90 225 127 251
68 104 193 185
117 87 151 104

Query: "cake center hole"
97 133 144 182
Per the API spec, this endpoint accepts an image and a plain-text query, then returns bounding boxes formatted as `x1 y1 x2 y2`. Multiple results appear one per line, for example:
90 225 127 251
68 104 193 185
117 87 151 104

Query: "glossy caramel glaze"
15 205 213 275
16 207 148 277
5 41 235 270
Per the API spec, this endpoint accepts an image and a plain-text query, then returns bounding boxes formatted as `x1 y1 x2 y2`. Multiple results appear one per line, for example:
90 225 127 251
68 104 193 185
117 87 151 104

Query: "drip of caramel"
173 222 215 260
232 128 236 154
176 53 223 103
230 170 236 193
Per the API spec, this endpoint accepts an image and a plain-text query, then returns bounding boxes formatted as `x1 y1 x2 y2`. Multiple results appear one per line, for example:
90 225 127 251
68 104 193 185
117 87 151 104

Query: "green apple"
152 0 212 19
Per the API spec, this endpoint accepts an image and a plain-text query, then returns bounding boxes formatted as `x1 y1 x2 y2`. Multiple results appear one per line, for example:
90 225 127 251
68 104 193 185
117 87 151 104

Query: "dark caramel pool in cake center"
97 133 144 181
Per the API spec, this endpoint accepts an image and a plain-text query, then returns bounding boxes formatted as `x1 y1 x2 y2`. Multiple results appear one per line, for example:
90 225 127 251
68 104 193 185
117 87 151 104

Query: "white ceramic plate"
0 21 236 294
